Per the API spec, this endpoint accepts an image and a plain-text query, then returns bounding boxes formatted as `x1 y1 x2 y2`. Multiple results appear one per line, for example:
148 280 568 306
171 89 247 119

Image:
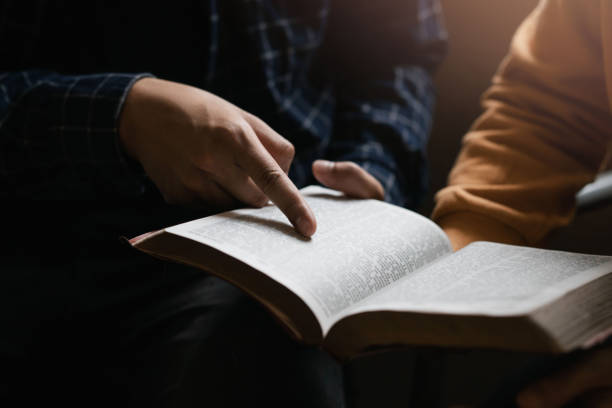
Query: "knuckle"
258 168 284 194
251 194 269 208
241 110 258 124
234 123 257 153
214 119 240 137
280 140 295 160
212 119 250 144
193 150 215 171
203 119 253 168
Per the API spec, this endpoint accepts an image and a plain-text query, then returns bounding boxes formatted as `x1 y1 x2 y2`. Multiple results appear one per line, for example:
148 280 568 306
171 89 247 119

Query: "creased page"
165 186 451 331
347 242 612 318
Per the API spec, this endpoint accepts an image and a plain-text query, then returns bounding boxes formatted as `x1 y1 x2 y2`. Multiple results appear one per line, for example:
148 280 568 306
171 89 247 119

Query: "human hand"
312 160 384 200
517 345 612 408
119 77 316 236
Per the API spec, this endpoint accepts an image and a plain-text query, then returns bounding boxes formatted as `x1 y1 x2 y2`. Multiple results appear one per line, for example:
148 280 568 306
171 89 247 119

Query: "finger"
204 182 246 211
147 165 204 207
235 125 316 237
193 181 238 210
312 160 384 200
160 179 236 210
181 167 241 209
241 111 294 174
517 349 612 408
159 183 201 207
213 164 269 208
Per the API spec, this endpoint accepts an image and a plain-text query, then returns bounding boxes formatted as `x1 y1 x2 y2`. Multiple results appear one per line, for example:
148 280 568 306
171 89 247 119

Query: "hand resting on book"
312 160 384 200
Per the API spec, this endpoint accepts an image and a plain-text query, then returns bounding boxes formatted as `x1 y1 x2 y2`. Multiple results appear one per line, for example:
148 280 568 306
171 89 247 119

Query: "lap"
1 248 344 408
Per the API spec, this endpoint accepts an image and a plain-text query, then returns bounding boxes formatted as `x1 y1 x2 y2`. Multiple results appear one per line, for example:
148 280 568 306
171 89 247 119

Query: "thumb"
312 160 384 200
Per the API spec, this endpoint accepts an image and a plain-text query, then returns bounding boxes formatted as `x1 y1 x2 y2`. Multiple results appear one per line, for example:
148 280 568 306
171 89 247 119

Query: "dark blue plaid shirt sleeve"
329 67 438 208
322 0 446 207
0 70 151 200
236 0 447 208
0 0 446 208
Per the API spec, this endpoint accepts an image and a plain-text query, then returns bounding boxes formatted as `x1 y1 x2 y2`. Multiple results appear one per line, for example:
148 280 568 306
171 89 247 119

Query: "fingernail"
316 159 334 170
295 215 315 237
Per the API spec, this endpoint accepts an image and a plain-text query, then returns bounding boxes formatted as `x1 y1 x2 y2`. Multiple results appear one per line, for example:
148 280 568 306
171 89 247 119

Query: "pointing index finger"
237 129 317 237
241 111 295 174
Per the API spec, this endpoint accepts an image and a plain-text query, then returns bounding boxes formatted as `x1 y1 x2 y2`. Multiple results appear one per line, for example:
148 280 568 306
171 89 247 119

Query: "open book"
130 186 612 360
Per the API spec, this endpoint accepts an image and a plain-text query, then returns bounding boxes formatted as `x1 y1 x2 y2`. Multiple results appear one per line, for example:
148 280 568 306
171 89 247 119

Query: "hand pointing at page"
119 77 317 236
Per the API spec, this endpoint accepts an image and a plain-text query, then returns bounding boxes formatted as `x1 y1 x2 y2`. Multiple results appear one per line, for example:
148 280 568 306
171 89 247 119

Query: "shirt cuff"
61 72 154 197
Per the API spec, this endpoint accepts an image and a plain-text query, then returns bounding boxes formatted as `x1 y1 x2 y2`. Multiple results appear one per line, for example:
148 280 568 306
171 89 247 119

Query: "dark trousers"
2 264 345 407
0 201 345 407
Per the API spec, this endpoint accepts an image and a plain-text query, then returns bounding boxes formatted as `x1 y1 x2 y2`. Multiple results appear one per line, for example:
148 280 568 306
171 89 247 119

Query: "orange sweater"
433 0 612 250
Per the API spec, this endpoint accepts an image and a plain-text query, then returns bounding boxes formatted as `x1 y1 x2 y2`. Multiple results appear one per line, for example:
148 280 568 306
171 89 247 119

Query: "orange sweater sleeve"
433 0 612 250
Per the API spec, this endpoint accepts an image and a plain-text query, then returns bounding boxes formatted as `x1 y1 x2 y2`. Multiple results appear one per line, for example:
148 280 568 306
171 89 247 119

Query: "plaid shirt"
0 0 446 208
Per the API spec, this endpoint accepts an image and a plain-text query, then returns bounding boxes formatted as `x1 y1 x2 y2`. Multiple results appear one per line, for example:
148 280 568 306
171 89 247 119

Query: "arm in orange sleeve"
433 0 612 250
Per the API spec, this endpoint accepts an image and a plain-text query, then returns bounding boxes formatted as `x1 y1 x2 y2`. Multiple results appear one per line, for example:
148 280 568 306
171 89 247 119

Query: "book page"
346 242 612 319
165 186 451 330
